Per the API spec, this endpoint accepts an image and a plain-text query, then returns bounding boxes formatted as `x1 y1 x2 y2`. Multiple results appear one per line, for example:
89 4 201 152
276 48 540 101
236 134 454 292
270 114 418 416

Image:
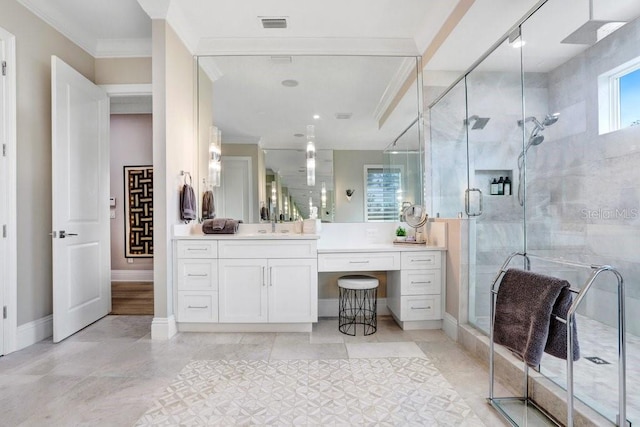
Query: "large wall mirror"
196 55 424 223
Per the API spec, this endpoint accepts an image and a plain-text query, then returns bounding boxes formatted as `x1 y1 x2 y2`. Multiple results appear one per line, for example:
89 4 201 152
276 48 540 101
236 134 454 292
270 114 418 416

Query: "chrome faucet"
271 214 276 233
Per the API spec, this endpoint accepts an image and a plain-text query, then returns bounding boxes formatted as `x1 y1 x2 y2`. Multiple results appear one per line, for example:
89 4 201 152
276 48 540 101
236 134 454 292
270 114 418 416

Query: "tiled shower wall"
525 17 640 335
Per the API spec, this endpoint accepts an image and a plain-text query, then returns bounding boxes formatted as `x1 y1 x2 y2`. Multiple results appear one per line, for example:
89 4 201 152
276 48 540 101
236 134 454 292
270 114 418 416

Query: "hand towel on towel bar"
202 190 215 220
180 183 196 222
202 218 240 234
493 268 579 367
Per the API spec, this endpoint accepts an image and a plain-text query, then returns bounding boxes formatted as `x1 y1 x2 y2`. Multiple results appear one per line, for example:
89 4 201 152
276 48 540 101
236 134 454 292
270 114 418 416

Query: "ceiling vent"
261 17 288 29
335 113 353 120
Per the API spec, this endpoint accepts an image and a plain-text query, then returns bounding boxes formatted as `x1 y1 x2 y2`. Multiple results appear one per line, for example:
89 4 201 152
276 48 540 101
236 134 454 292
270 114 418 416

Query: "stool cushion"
338 275 379 290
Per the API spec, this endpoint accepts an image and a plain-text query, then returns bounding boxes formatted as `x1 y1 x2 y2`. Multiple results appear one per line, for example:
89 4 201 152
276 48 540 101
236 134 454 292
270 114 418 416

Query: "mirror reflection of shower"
517 113 560 206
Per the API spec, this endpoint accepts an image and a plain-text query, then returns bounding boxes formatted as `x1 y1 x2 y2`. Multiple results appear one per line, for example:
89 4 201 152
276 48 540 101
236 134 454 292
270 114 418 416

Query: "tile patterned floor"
136 358 485 426
0 316 511 426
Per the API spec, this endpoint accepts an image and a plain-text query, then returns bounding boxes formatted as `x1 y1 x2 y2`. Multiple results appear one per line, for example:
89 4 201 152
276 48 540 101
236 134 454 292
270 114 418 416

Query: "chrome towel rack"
488 252 626 427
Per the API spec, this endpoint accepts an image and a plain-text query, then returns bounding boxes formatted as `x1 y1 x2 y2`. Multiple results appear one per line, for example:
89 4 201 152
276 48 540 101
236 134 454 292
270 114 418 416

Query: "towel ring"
181 170 192 186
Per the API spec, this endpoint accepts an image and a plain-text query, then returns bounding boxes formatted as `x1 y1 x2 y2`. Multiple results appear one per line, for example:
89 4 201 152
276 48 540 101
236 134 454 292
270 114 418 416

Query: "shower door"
464 37 526 332
427 38 527 333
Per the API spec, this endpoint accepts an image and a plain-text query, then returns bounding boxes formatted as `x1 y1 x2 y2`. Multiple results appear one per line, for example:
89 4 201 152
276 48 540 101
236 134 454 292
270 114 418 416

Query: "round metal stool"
337 275 379 336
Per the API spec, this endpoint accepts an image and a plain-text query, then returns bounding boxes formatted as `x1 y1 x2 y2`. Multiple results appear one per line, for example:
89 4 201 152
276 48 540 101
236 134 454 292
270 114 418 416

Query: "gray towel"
202 190 216 220
545 286 580 362
493 268 579 367
202 218 240 234
180 184 196 221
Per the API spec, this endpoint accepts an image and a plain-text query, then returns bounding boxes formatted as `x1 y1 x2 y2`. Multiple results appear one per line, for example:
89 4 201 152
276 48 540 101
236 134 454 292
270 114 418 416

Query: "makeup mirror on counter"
196 55 424 223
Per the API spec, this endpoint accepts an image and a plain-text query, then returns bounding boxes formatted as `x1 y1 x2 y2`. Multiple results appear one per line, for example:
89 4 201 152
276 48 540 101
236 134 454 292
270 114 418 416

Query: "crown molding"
373 57 417 125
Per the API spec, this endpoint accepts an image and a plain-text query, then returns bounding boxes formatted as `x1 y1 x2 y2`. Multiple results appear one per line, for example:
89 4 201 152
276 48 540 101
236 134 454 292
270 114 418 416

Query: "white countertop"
317 243 446 253
174 232 320 240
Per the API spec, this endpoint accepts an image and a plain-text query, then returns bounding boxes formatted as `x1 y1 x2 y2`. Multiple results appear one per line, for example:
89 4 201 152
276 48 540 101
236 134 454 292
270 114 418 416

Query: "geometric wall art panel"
124 165 153 257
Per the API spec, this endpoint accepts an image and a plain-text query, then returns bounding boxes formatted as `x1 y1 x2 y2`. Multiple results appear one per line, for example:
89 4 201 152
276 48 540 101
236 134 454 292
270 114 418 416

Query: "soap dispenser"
497 177 504 195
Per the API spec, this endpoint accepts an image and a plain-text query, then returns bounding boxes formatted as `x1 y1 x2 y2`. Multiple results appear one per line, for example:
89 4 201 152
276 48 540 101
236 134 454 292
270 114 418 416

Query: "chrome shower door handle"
465 188 483 217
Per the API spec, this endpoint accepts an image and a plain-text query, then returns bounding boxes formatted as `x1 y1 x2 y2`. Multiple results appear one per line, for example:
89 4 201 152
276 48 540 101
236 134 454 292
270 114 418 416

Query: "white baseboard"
17 315 53 350
151 315 177 340
318 298 390 318
111 269 153 282
442 312 458 341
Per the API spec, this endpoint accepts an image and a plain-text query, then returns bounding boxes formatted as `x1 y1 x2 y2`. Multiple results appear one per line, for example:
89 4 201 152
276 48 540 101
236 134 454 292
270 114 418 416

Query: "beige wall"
109 114 154 271
94 58 152 85
153 20 197 320
333 150 384 223
0 0 95 325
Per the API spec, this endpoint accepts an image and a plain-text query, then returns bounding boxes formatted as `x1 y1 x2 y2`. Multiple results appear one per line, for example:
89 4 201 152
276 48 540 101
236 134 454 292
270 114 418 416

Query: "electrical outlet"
110 210 116 219
127 258 133 264
366 228 378 238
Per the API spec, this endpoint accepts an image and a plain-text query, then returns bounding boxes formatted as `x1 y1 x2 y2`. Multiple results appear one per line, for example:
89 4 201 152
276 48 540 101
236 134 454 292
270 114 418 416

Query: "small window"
364 165 402 222
619 68 640 128
598 58 640 134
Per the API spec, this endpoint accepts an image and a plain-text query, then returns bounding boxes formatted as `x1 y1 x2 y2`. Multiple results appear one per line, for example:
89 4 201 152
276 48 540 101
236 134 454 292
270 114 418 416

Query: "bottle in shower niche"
503 176 512 195
490 178 498 195
497 177 504 195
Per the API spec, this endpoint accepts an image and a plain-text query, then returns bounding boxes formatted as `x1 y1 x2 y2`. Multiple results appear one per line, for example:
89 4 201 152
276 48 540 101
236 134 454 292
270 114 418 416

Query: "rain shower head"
464 115 490 130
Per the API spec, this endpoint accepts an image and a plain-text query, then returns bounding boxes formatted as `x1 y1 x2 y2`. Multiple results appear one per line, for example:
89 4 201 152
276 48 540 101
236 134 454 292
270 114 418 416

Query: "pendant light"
306 124 316 186
208 126 221 187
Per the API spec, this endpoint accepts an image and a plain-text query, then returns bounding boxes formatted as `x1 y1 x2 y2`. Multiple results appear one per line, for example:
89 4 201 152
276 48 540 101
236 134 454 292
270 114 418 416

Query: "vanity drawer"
177 259 218 290
218 240 317 259
177 291 218 322
401 269 441 295
401 251 441 270
318 252 400 272
400 295 441 321
177 240 218 258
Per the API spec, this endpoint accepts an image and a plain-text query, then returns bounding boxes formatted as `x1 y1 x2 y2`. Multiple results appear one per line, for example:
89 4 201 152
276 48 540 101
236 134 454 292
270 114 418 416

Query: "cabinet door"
268 259 318 323
219 259 268 323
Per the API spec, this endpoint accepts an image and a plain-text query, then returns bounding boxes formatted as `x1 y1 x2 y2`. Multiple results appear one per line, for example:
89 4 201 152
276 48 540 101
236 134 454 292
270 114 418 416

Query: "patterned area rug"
136 357 484 426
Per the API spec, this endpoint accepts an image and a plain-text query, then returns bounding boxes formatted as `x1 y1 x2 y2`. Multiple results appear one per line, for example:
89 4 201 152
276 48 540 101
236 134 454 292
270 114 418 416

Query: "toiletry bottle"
503 176 511 196
490 178 498 195
497 177 504 195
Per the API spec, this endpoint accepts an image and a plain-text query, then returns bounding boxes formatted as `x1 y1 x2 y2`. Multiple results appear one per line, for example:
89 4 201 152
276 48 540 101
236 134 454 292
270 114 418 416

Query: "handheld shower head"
526 135 545 150
542 113 560 126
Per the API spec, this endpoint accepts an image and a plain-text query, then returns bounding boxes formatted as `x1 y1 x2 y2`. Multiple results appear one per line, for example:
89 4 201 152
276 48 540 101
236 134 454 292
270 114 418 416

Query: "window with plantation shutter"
364 166 401 222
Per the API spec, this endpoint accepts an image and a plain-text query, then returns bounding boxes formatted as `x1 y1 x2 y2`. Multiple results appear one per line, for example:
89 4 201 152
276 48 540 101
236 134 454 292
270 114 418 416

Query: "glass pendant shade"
321 182 327 209
208 126 222 187
306 124 316 186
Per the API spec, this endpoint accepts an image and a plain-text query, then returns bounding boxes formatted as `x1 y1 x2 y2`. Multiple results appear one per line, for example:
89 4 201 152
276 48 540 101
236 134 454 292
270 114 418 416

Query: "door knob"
59 230 78 239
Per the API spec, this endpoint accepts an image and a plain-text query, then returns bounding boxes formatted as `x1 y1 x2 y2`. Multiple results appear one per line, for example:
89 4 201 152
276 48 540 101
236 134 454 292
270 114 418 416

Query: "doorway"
104 87 154 315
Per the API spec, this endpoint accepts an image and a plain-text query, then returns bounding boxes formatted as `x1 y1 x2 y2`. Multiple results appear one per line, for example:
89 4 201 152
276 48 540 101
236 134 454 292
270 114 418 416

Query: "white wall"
333 150 384 222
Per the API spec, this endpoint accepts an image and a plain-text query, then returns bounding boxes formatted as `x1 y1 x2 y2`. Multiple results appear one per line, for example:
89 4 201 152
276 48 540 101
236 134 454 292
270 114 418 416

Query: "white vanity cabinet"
387 251 443 329
175 240 219 323
218 240 318 324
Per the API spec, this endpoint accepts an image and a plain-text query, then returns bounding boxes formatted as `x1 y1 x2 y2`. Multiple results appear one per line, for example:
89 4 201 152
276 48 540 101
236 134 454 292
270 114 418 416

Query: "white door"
51 56 110 342
218 258 267 323
215 156 253 223
268 259 318 323
0 36 6 354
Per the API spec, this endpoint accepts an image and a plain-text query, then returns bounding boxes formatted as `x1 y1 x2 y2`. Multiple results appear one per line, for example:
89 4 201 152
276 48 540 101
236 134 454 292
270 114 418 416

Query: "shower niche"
474 169 513 197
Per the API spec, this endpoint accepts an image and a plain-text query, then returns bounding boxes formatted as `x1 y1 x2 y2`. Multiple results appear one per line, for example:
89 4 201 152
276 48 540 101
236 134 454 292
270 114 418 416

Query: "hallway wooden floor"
110 282 154 315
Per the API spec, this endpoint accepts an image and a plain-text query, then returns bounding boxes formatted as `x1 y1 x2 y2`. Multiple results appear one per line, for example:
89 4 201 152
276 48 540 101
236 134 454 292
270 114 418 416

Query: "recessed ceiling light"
313 114 320 120
510 39 526 49
281 79 299 87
